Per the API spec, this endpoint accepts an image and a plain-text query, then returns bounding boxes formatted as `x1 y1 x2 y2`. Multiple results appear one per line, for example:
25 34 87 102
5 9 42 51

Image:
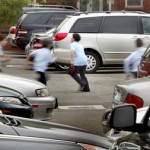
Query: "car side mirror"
109 104 136 130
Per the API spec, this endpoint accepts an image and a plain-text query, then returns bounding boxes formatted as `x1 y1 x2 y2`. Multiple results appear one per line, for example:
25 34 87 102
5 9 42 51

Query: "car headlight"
35 88 50 97
0 97 22 105
113 87 123 104
78 143 107 150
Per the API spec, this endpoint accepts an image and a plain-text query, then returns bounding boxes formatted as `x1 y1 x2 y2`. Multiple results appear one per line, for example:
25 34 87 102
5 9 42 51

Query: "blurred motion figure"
124 38 146 79
0 35 11 72
25 39 56 85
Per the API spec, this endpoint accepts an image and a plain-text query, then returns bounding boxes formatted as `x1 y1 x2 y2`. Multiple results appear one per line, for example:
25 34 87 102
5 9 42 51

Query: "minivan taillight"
54 33 68 41
18 28 27 36
125 94 143 109
33 41 43 49
10 28 16 34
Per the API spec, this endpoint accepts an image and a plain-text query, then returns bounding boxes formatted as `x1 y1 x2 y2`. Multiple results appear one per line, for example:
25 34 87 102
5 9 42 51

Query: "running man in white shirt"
0 36 11 72
25 39 56 85
124 38 146 79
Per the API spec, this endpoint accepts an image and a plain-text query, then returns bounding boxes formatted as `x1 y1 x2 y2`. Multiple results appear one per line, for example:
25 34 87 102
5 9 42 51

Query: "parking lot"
3 51 125 136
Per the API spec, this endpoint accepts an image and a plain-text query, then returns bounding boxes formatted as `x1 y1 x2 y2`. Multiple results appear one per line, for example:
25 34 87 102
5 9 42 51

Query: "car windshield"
143 45 150 58
54 16 70 34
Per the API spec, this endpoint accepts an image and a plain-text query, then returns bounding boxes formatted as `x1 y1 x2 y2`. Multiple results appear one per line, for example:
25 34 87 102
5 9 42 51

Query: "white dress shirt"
124 47 146 75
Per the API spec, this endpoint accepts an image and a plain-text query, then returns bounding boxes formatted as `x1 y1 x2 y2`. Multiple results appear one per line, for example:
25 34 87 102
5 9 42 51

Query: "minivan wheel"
85 51 100 73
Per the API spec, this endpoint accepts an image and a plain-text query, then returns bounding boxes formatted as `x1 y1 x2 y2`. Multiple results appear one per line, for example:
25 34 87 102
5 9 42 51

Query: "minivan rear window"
70 17 102 33
21 13 52 27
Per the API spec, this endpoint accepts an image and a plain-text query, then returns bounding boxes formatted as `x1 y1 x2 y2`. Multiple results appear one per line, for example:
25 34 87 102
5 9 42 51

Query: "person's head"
0 35 7 47
136 38 144 47
42 39 53 49
71 33 81 43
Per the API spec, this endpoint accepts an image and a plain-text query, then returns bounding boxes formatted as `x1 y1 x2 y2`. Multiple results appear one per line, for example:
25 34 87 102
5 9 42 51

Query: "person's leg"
79 66 90 92
37 71 47 85
132 72 137 78
70 66 83 86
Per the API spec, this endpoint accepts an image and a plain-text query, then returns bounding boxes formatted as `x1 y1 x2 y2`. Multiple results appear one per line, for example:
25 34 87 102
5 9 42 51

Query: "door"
140 17 150 47
97 16 139 64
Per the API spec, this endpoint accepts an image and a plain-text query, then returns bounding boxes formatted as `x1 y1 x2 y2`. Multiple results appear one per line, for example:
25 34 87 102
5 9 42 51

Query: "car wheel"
85 51 100 73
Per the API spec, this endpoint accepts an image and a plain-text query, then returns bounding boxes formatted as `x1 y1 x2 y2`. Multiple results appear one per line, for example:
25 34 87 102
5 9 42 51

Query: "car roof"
22 5 78 13
72 11 150 18
24 10 78 14
25 4 77 10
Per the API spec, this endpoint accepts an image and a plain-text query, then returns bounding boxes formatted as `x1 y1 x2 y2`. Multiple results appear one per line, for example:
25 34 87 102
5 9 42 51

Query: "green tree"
0 0 31 31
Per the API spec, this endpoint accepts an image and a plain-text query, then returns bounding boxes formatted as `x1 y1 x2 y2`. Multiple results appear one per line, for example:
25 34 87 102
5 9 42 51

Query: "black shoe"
81 86 90 92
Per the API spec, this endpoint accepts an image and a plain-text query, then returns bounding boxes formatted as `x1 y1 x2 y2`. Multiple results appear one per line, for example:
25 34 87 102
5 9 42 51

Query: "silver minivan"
54 11 150 73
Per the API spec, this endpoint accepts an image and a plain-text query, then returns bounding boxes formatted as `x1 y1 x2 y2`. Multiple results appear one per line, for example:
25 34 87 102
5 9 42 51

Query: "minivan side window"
70 17 102 33
142 17 150 34
102 16 138 34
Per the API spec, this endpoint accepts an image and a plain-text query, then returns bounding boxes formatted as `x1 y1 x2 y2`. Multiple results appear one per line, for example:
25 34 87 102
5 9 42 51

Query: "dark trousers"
37 71 47 85
132 72 137 78
70 65 90 90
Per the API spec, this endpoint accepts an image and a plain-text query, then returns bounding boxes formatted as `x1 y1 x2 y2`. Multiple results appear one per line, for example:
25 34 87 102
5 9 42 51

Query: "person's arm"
70 49 74 65
24 54 32 69
0 51 11 62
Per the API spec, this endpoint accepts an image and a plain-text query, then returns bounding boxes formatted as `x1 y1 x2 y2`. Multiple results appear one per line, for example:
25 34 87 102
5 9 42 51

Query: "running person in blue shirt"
25 39 56 85
69 33 90 92
124 38 146 79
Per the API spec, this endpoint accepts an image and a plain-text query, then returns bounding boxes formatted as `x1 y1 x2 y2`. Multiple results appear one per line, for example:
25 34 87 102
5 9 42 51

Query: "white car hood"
0 74 46 96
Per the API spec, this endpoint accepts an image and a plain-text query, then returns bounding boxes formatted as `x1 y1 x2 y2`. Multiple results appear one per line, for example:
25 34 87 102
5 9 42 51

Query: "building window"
125 0 143 7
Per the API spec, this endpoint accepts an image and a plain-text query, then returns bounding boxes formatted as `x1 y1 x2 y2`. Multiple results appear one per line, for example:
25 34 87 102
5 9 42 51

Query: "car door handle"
132 36 139 39
143 36 150 40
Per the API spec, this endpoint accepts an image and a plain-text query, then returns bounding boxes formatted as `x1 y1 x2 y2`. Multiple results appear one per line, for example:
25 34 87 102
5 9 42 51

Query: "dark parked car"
0 86 33 118
107 104 150 150
0 114 113 150
15 9 78 49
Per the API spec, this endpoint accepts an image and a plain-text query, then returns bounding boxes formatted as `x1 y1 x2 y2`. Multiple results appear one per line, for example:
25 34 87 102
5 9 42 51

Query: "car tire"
85 51 100 73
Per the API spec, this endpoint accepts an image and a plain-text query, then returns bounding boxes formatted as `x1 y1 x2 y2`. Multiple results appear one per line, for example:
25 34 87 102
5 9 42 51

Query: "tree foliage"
0 0 31 25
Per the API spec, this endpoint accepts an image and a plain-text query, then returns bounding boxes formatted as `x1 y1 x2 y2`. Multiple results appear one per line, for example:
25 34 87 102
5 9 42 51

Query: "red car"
138 45 150 78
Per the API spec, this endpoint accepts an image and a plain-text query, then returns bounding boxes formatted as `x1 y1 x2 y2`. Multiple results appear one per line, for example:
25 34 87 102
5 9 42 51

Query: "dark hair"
0 35 6 41
136 38 143 47
42 39 53 48
73 33 81 42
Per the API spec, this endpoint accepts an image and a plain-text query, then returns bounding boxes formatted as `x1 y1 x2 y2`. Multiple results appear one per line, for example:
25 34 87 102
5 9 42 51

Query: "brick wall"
103 0 150 13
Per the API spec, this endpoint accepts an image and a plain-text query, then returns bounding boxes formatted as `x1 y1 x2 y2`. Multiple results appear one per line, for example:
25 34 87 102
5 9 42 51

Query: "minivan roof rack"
27 4 77 10
73 10 146 16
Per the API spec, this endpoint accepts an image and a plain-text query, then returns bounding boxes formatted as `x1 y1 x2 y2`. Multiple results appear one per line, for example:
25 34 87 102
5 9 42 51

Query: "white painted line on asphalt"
6 65 23 68
59 105 105 110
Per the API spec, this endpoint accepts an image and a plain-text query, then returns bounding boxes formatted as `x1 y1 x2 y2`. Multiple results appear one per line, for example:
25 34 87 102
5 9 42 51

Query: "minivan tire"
85 51 100 73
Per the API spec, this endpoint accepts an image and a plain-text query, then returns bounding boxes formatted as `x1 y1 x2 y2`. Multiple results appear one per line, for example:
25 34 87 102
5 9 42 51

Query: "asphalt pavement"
3 49 125 136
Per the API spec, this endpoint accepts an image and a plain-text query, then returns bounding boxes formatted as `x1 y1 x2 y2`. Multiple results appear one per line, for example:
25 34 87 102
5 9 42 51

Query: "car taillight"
33 41 43 49
2 110 11 114
125 94 143 109
10 28 16 34
54 33 68 41
18 28 27 36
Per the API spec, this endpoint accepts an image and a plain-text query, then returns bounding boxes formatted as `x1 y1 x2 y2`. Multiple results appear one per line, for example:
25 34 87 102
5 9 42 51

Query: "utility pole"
108 0 112 11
